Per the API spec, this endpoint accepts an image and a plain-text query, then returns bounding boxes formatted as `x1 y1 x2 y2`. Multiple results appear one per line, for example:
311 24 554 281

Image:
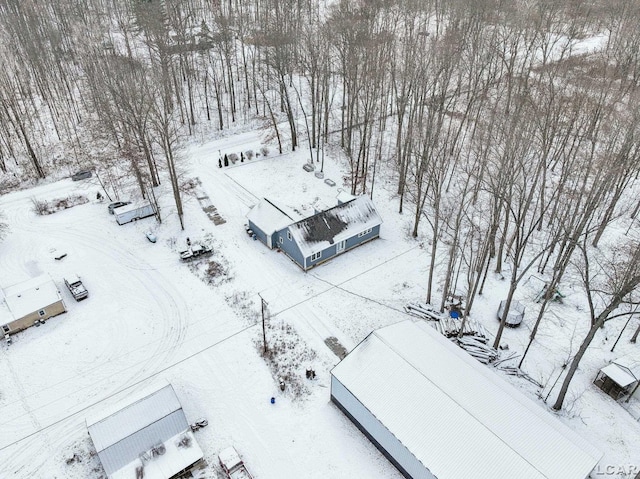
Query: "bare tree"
552 241 640 411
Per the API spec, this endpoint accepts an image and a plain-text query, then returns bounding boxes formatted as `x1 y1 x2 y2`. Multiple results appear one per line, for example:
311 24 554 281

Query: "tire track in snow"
0 193 191 473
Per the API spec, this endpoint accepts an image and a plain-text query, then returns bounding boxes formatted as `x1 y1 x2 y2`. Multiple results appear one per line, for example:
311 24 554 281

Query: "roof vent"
151 443 166 456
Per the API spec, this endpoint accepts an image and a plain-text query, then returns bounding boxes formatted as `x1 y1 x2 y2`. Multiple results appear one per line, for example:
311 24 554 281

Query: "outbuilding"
331 320 602 479
1 274 66 336
87 382 203 479
594 355 640 400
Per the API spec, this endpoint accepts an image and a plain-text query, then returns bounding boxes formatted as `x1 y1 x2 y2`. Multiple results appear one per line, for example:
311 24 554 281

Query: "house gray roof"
331 320 602 479
288 196 382 257
87 383 202 479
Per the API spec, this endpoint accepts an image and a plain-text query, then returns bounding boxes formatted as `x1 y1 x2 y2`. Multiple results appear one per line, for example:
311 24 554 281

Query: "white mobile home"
114 202 156 225
331 320 602 479
1 274 66 335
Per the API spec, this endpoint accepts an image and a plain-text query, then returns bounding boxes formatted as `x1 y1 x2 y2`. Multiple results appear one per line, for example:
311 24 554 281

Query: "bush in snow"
257 318 317 400
228 153 239 164
260 146 269 157
245 150 254 160
32 195 89 215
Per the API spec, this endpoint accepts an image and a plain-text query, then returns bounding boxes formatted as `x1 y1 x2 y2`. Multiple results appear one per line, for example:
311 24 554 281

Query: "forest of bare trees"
1 0 640 410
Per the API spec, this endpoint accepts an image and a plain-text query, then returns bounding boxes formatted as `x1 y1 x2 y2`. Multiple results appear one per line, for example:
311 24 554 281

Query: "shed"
498 299 525 327
280 195 382 271
87 382 203 479
1 274 66 335
331 320 602 479
594 355 640 400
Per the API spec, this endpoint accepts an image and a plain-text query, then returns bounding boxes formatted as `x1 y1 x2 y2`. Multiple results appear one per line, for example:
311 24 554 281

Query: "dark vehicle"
190 418 208 432
108 201 131 214
71 170 92 181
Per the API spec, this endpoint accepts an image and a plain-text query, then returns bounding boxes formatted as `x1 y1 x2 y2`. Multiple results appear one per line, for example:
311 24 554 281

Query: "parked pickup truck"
218 447 253 479
179 244 213 262
64 274 88 301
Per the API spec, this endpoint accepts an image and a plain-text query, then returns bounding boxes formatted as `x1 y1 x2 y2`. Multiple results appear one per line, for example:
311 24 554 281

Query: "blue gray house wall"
275 226 305 268
331 375 436 479
247 219 269 247
275 224 381 271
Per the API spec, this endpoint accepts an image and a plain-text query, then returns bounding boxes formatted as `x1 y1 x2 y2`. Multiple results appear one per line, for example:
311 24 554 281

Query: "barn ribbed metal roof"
331 320 602 479
87 383 201 478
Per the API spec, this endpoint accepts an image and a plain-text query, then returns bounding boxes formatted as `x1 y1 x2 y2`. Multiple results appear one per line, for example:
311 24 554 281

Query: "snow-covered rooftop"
247 198 300 235
113 202 152 216
87 382 202 478
288 196 382 257
0 300 13 326
110 430 203 479
2 274 63 319
331 320 602 479
601 356 640 388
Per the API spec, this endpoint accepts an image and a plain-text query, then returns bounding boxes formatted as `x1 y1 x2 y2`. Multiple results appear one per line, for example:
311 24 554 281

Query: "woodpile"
453 336 498 364
495 365 544 388
405 301 540 386
436 317 489 340
404 301 444 321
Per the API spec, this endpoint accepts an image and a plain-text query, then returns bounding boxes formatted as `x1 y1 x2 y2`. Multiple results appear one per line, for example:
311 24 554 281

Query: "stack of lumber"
496 365 543 388
436 317 489 340
404 301 445 321
453 336 499 364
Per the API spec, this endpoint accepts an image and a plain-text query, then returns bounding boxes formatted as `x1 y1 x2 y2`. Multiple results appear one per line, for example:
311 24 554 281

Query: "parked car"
145 231 157 243
71 170 92 181
179 244 213 262
108 201 131 214
190 417 208 432
64 274 88 301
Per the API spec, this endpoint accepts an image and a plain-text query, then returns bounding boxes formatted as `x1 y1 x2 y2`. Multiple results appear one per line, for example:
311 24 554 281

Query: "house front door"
337 240 346 253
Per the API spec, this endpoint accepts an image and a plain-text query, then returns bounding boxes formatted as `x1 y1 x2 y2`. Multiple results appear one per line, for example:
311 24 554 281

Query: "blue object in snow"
450 310 460 319
270 397 275 404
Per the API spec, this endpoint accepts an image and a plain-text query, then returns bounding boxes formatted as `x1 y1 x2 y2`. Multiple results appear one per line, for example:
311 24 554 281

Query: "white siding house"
331 320 602 479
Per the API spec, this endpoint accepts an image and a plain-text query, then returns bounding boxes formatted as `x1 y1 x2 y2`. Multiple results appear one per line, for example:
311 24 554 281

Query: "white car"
145 231 157 243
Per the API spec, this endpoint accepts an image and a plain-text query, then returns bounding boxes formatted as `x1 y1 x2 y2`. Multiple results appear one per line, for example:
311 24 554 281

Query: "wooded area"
1 0 640 410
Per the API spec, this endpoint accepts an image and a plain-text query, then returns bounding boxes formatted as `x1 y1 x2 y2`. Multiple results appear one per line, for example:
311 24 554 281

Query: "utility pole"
259 294 268 353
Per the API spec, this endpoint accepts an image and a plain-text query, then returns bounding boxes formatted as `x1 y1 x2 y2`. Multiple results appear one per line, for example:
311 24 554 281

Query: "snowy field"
0 129 639 478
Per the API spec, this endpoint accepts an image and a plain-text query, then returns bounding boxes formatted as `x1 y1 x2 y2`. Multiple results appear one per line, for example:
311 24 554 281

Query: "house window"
358 228 373 238
38 309 46 317
287 231 292 241
311 251 322 261
279 236 283 244
2 325 9 333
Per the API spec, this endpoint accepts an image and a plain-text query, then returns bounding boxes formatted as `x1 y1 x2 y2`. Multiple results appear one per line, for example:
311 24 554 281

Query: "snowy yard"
0 130 639 479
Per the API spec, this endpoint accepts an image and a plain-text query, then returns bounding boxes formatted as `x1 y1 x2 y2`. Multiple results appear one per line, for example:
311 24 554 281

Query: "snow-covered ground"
0 129 639 478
